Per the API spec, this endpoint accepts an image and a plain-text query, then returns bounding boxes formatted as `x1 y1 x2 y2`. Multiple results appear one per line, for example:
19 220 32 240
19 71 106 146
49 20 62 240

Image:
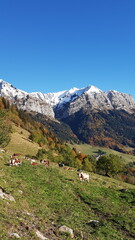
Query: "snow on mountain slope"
105 90 135 112
0 79 27 99
0 79 135 119
41 85 102 107
0 80 55 118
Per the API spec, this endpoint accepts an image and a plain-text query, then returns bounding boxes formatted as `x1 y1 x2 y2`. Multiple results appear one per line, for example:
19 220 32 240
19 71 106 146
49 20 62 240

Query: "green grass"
0 151 135 240
69 143 135 163
0 129 135 239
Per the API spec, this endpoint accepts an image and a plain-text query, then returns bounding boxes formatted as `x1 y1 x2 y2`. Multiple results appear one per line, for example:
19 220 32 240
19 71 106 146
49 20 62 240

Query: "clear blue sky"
0 0 135 99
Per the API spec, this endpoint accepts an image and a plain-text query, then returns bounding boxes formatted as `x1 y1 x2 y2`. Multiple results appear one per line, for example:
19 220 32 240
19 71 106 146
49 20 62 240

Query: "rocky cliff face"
1 79 135 148
54 89 113 119
0 79 135 120
53 87 135 120
105 90 135 112
0 80 54 118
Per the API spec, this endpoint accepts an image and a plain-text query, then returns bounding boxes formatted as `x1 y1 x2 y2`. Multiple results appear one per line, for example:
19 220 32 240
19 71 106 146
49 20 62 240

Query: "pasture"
5 125 41 156
0 151 135 239
69 143 135 163
0 127 135 239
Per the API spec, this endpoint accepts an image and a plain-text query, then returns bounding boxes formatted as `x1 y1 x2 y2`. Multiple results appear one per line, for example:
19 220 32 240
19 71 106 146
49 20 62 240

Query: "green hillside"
0 146 135 239
69 143 135 163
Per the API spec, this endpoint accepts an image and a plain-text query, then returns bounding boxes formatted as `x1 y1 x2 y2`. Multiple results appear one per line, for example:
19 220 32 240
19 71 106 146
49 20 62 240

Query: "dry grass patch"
5 126 40 156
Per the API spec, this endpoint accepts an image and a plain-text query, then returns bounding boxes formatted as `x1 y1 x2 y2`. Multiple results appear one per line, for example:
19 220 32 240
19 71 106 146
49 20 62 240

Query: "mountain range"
0 79 135 149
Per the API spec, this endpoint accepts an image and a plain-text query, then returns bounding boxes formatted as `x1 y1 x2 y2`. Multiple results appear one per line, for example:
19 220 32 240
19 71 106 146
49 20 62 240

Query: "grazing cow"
40 159 44 163
40 160 49 167
31 162 37 166
68 167 73 171
58 163 64 167
9 158 22 166
44 160 49 167
63 166 73 171
31 159 37 165
78 170 89 182
12 153 21 157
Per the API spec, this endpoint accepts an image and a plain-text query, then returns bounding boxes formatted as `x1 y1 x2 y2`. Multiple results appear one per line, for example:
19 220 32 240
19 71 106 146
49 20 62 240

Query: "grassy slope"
69 143 135 163
0 129 135 240
5 124 41 156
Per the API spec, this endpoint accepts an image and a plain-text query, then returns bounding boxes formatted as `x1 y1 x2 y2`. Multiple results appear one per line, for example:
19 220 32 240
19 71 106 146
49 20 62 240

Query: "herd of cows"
8 153 90 182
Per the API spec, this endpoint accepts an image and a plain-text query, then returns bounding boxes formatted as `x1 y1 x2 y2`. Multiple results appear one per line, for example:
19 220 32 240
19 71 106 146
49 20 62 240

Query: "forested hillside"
30 113 79 143
62 109 135 151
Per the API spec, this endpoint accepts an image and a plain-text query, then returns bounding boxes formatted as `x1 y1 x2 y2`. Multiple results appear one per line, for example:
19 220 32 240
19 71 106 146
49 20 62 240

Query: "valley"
0 81 135 239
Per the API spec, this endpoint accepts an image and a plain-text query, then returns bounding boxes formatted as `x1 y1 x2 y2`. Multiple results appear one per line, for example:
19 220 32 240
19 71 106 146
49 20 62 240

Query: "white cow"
78 171 90 182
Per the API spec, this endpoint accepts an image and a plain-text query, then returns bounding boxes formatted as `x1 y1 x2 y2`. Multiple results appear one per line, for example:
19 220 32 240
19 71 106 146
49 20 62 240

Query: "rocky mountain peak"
0 79 135 120
0 79 55 118
105 90 135 112
85 85 102 94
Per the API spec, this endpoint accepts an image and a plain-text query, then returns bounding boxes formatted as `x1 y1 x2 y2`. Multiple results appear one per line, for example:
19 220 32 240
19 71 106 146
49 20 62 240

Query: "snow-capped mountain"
30 85 102 107
0 79 135 119
0 79 54 118
105 90 135 113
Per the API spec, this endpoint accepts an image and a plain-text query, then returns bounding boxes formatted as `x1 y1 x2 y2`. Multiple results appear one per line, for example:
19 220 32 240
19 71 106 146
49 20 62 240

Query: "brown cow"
31 162 37 166
40 160 50 167
9 158 22 166
31 160 37 166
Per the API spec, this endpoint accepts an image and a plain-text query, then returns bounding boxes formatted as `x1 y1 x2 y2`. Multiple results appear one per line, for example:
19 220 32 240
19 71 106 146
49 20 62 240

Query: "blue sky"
0 0 135 99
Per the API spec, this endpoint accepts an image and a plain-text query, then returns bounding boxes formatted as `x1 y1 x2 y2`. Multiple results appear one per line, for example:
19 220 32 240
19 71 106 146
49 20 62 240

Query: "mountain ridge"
1 79 135 149
0 79 135 119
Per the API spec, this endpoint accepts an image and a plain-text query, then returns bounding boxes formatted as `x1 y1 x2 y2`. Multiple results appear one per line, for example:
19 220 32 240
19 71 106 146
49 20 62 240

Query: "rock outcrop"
0 188 15 202
59 225 74 238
